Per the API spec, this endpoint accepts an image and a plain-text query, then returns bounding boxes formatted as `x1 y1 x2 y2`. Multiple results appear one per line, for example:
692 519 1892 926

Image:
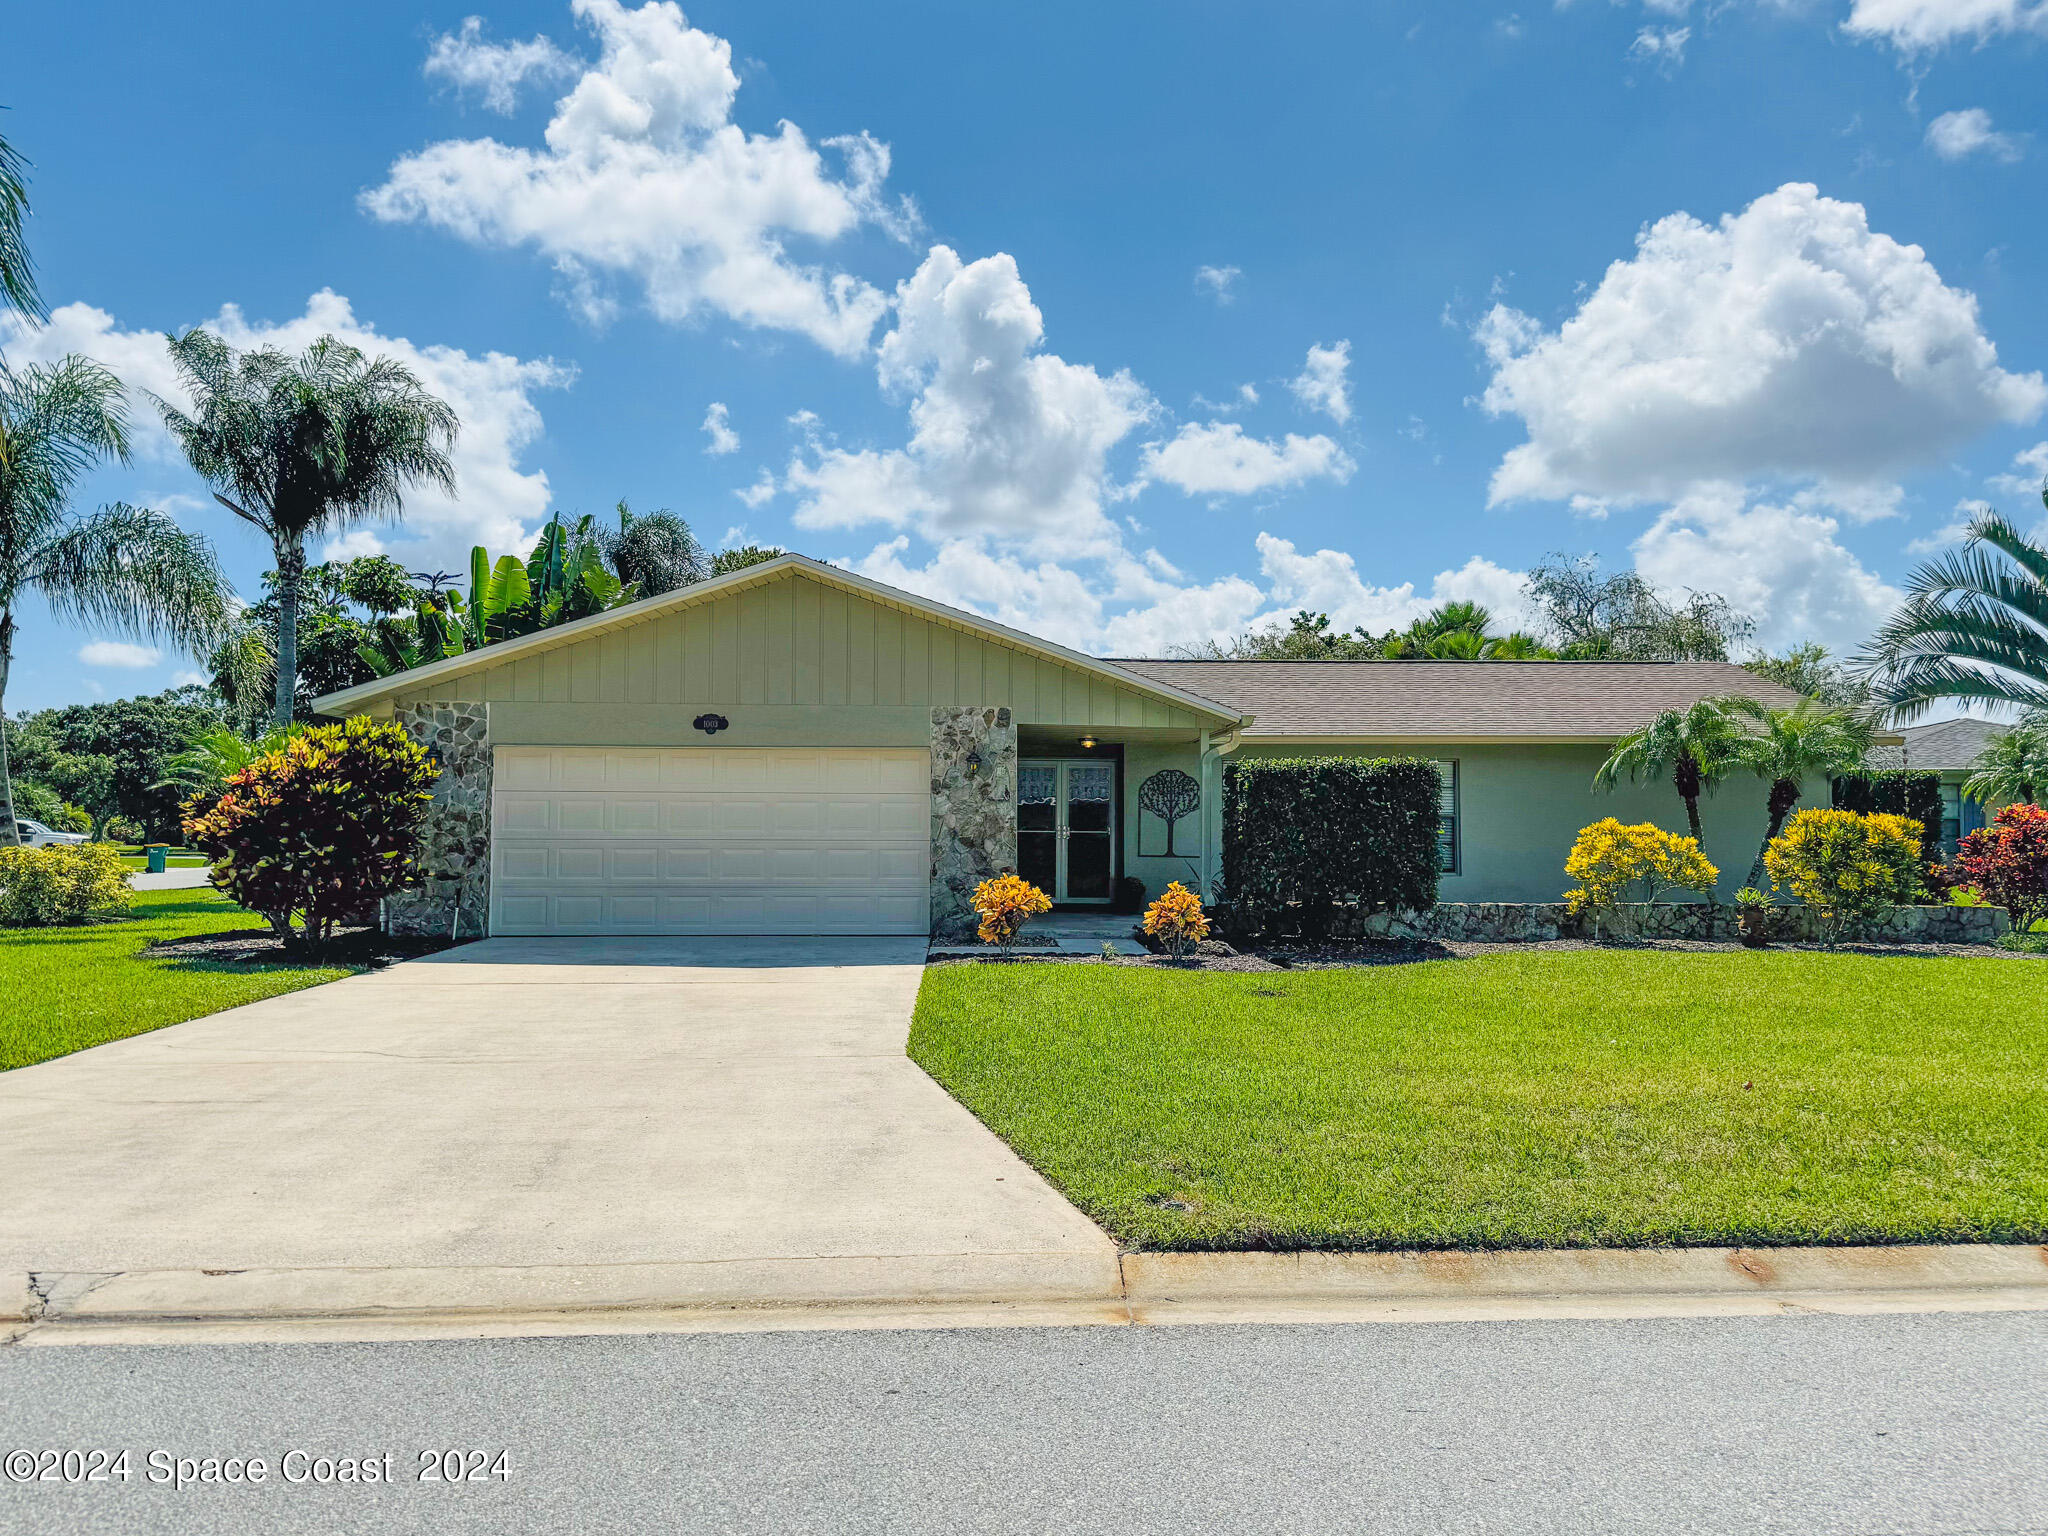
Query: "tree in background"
1594 698 1752 844
153 330 459 728
605 500 707 595
8 688 228 841
1719 695 1878 891
1740 643 1873 711
1177 602 1555 661
709 543 786 577
1524 554 1755 660
1862 506 2048 722
208 555 422 724
0 359 232 844
1963 714 2048 807
0 126 44 320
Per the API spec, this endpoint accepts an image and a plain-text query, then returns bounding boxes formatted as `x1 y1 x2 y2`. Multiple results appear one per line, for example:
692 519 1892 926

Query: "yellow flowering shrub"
1763 809 1922 944
0 842 132 927
973 873 1052 945
1562 818 1719 923
1142 880 1211 960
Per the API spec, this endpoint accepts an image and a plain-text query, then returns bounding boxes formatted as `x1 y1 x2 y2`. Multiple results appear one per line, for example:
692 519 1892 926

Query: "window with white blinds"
1431 760 1459 874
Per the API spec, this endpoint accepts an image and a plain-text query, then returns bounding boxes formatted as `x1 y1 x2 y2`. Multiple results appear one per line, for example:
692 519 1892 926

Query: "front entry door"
1018 760 1116 903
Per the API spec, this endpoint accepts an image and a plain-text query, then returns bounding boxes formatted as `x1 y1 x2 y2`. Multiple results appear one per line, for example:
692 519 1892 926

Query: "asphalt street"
1 1311 2043 1535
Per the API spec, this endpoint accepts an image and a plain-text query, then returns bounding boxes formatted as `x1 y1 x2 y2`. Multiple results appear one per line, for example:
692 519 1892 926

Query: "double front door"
1018 760 1115 903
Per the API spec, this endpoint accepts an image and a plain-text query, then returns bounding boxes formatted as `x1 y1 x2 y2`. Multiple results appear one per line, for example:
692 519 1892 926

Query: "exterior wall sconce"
965 749 984 775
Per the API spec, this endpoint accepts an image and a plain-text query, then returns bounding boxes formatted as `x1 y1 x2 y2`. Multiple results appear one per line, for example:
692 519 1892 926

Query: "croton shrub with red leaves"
1951 803 2048 933
183 716 437 945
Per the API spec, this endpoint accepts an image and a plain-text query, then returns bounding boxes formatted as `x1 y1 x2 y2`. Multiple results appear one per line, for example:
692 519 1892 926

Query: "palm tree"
152 330 459 726
1963 714 2048 807
1594 698 1750 843
0 126 44 320
1863 508 2048 721
603 500 707 596
0 358 232 843
1718 695 1877 890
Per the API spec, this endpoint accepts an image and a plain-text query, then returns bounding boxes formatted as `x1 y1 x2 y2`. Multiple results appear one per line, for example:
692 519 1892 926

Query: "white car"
13 819 88 848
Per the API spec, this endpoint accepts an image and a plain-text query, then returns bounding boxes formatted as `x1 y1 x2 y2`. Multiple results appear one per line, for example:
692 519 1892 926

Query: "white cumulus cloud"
1194 264 1242 303
785 246 1152 554
1288 340 1353 424
1136 421 1354 497
1845 0 2048 50
424 16 578 113
1629 25 1691 67
0 291 571 572
1478 182 2046 509
365 0 913 356
78 641 162 669
1926 108 2024 163
700 400 738 454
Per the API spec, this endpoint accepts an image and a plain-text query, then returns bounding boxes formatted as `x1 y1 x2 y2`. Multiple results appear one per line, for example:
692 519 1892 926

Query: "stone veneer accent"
929 705 1018 938
1348 900 2012 946
385 701 493 940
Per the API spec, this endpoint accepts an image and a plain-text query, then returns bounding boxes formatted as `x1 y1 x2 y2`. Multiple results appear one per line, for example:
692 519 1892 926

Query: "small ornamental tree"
1951 803 2048 933
1561 818 1718 933
972 873 1052 946
1763 808 1923 946
1142 880 1211 960
182 715 436 945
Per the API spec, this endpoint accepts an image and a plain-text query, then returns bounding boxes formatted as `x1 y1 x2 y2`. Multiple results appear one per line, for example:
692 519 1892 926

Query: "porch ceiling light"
1078 735 1097 750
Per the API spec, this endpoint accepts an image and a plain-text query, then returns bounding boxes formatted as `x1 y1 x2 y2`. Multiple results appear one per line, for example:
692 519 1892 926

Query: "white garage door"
490 747 931 936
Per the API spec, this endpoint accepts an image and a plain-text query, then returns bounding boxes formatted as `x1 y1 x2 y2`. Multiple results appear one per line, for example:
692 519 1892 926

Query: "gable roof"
310 554 1246 727
1895 716 2009 771
1109 659 1814 742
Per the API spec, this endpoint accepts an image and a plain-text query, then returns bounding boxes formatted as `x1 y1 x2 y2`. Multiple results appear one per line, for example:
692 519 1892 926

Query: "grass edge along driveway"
910 951 2048 1252
1 888 355 1071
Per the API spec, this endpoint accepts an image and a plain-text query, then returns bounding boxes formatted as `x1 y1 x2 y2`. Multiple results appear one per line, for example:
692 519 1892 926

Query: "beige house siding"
385 571 1213 742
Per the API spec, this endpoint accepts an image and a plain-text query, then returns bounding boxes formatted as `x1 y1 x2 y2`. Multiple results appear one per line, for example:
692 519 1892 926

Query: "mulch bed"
141 925 462 969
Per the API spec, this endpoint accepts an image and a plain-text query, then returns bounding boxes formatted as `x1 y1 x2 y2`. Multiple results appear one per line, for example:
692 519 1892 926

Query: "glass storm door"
1017 760 1115 903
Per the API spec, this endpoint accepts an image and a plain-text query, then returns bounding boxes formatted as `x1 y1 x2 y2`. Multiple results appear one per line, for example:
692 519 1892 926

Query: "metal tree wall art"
1139 768 1201 856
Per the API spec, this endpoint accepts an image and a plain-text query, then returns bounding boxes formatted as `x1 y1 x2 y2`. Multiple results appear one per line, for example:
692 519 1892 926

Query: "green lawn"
911 952 2048 1252
0 889 355 1072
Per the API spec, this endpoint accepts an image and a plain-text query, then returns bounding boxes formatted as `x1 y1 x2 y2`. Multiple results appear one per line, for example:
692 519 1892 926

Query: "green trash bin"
146 846 168 874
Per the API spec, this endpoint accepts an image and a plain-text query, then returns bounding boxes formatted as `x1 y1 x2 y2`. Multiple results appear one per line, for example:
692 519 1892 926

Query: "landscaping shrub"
972 873 1051 945
1833 770 1943 887
1764 808 1922 946
182 715 436 946
1223 757 1441 937
1561 819 1719 933
1951 803 2048 934
1142 880 1211 960
0 843 132 926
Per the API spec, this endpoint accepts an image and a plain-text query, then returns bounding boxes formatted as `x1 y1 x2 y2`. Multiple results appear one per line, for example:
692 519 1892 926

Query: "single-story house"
312 553 1813 939
1871 717 2011 856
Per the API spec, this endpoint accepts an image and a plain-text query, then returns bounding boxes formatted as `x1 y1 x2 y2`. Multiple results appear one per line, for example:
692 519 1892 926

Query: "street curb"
7 1245 2046 1345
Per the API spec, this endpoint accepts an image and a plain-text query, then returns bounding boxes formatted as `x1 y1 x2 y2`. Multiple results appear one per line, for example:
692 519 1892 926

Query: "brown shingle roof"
1107 659 1811 740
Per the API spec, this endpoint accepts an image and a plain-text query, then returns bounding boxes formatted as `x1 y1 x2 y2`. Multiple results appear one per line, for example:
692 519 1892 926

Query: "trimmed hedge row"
1832 769 1945 886
1222 756 1442 937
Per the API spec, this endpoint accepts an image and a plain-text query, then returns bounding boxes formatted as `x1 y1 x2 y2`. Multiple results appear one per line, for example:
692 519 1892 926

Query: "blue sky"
5 0 2046 710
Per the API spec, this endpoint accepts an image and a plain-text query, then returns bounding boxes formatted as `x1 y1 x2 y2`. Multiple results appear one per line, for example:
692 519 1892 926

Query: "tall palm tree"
603 499 707 596
152 330 459 726
1594 698 1750 843
1862 507 2048 721
0 358 232 843
1963 714 2048 808
0 126 43 320
1718 695 1878 890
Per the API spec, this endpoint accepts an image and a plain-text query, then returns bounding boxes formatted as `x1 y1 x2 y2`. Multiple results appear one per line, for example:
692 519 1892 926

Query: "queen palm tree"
0 126 44 320
0 358 232 843
152 329 459 726
1963 714 2048 807
1718 695 1878 890
1594 698 1750 844
1862 507 2048 721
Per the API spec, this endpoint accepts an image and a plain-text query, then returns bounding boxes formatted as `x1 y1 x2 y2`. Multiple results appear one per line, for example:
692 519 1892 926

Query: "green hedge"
1832 769 1945 886
1223 757 1442 937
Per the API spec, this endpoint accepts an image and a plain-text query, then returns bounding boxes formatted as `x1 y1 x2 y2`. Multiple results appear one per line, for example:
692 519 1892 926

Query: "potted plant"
1733 886 1771 947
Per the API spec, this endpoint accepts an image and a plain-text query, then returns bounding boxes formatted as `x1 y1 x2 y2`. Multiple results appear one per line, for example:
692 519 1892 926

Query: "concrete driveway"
0 938 1118 1323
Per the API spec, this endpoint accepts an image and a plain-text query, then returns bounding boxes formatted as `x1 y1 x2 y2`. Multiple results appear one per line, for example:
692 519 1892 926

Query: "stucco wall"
1228 741 1787 904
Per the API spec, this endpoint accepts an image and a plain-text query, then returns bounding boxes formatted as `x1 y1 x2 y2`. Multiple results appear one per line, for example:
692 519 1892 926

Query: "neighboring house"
1868 717 2010 856
312 554 1809 939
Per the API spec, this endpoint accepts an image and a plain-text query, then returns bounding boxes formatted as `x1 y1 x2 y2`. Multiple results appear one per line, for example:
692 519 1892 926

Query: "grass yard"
0 888 355 1071
910 951 2048 1252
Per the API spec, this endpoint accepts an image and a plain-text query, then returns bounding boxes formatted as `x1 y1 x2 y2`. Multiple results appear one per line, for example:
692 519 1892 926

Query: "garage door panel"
492 746 931 935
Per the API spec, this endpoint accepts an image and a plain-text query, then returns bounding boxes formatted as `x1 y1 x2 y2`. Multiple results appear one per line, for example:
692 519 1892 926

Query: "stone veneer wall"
385 701 493 940
929 705 1018 938
1349 900 2012 945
